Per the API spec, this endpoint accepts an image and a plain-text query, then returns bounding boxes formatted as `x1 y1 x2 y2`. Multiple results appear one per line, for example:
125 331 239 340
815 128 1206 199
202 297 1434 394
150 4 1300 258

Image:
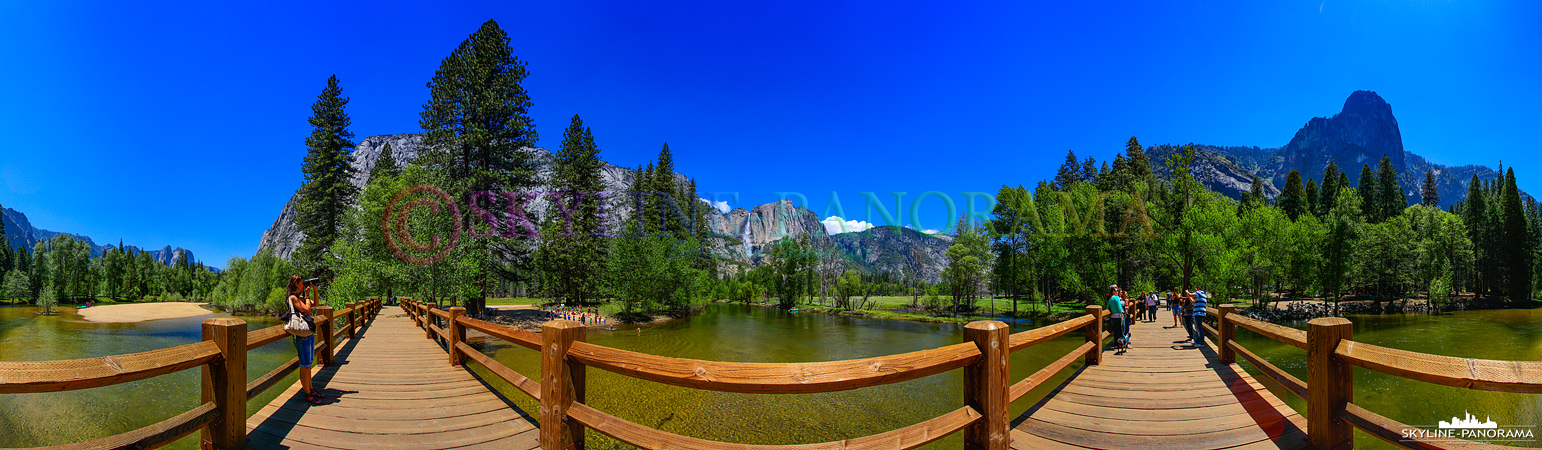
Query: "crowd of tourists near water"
1106 285 1210 351
545 304 610 327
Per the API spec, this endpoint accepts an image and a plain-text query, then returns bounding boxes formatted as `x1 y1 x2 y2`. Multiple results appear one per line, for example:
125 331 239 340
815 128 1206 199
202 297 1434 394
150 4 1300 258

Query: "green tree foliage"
419 19 539 316
1421 169 1440 207
768 235 816 310
1054 150 1081 190
1319 161 1342 216
1279 170 1306 220
943 215 991 314
990 184 1033 316
1377 155 1404 222
1304 178 1319 219
1500 168 1532 302
536 115 609 305
294 75 358 279
1357 164 1378 222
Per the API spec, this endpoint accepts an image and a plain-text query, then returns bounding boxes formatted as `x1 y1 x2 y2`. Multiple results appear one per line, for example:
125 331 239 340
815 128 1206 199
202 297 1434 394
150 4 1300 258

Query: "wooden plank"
1010 341 1091 402
1039 396 1296 422
250 420 533 449
1229 314 1309 351
1028 407 1302 437
566 339 981 394
247 357 300 400
1335 340 1542 394
0 340 221 393
964 320 1010 450
1008 314 1093 352
457 316 542 351
1337 402 1520 450
568 401 978 450
1017 418 1301 450
457 341 541 400
1230 340 1309 400
1009 428 1095 450
249 325 290 350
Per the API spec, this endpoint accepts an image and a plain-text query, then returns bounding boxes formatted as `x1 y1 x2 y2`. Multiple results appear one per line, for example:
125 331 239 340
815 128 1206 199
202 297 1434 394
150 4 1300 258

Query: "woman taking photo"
288 275 326 405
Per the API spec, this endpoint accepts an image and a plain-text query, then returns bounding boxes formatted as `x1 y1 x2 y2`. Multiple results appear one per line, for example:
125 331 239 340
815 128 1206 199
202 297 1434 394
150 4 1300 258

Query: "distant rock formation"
2 207 194 265
1145 91 1502 208
830 226 952 282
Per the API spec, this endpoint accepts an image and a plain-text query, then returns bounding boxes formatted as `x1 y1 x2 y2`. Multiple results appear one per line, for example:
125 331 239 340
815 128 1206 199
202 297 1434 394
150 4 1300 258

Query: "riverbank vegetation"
0 232 221 314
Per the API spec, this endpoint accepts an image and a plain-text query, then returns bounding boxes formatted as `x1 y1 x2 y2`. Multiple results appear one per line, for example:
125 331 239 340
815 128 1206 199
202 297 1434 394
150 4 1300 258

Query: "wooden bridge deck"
1011 316 1308 450
245 309 540 450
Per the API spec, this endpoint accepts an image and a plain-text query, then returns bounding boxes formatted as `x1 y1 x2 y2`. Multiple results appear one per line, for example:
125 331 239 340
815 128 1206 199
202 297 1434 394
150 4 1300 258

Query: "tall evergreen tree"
1500 168 1532 302
1054 150 1080 190
419 19 540 315
1320 161 1341 216
1279 170 1306 220
1462 174 1492 295
1305 178 1319 219
1080 157 1099 184
1125 137 1151 181
535 115 608 304
1421 169 1440 207
1377 155 1403 220
1239 175 1266 215
1358 164 1379 222
372 143 400 179
294 75 358 278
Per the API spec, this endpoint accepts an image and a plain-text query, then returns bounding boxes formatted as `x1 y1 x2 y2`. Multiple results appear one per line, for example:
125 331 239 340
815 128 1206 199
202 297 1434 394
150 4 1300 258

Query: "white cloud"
822 216 875 235
698 198 731 214
924 229 940 234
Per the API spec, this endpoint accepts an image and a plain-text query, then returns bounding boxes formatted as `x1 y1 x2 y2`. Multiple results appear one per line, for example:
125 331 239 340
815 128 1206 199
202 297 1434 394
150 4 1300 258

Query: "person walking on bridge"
1106 285 1127 351
1144 292 1158 322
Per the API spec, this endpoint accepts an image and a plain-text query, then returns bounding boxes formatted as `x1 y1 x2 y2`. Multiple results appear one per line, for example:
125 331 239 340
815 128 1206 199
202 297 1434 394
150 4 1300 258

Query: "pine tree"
1358 164 1379 222
1305 178 1319 219
1501 168 1532 303
1081 157 1099 185
294 75 358 278
1320 161 1341 216
1462 174 1492 296
646 143 690 241
372 142 400 180
418 19 540 315
1054 150 1080 190
1377 155 1403 220
1280 170 1306 221
1421 169 1440 207
535 115 607 304
1125 137 1151 181
1240 175 1266 215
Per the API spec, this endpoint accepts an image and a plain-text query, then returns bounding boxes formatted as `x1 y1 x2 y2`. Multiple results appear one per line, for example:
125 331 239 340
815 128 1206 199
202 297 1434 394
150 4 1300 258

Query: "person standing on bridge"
1180 291 1195 343
287 275 326 405
1168 289 1181 329
1191 290 1209 347
1106 285 1127 350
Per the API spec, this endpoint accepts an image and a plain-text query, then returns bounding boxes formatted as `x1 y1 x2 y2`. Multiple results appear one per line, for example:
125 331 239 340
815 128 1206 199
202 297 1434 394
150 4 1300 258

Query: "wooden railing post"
1084 305 1103 366
316 306 334 367
426 303 438 340
345 302 356 340
1308 317 1353 450
200 318 246 450
541 320 587 450
449 307 466 367
963 320 1010 450
1218 305 1236 364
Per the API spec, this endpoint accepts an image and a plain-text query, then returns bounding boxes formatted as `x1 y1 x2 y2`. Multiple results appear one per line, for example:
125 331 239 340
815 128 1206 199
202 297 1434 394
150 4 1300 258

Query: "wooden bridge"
4 299 1540 450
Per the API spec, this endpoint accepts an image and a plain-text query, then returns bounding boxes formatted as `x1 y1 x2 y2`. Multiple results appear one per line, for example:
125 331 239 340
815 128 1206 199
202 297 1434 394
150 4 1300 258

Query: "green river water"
1 303 1539 449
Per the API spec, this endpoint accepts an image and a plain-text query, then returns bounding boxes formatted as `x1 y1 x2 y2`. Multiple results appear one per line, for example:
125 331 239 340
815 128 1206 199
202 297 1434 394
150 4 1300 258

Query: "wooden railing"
1213 304 1542 450
0 298 383 450
402 299 1112 450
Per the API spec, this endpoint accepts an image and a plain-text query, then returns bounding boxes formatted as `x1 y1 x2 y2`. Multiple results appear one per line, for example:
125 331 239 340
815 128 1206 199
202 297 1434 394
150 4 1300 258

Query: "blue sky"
1 1 1538 268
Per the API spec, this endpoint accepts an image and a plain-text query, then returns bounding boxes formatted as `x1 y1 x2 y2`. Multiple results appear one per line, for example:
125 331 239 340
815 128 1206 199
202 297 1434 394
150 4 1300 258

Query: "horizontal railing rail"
0 297 382 450
1213 303 1542 450
403 298 1111 450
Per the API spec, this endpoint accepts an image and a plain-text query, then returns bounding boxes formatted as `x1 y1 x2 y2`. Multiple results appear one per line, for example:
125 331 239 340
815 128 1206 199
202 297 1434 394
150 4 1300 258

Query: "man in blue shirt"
1192 290 1209 347
1106 285 1126 350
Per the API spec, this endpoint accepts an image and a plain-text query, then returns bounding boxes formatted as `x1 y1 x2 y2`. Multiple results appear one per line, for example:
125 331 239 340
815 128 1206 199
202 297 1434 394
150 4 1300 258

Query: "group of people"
546 305 609 327
1105 284 1210 351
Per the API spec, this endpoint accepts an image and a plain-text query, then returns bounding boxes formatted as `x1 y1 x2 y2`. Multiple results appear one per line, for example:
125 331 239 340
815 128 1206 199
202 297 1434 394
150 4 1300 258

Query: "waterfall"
741 220 752 258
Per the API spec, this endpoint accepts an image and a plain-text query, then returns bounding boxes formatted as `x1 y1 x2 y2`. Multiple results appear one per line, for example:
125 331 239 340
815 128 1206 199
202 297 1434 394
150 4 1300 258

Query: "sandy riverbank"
78 302 214 323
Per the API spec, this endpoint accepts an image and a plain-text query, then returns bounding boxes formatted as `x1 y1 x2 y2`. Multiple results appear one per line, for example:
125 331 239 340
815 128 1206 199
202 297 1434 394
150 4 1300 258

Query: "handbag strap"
288 294 299 317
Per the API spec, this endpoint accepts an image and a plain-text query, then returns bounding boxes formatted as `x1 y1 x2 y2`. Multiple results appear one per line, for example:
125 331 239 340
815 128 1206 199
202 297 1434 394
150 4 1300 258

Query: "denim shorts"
294 334 315 368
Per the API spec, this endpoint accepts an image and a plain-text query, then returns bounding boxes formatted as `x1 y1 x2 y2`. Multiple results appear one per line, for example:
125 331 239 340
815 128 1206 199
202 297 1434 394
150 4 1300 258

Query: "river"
2 303 1539 449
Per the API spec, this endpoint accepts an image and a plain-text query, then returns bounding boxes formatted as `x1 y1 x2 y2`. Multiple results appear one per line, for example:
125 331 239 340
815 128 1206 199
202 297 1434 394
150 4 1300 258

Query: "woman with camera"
287 275 327 405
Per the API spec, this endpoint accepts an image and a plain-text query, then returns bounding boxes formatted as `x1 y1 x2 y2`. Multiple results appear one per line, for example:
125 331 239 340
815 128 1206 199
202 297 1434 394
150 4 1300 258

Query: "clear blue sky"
1 1 1538 268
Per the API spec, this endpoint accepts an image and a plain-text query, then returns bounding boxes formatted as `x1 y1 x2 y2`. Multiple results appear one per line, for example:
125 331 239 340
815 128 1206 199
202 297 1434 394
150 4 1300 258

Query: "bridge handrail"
406 298 1110 450
1211 304 1542 450
566 340 981 394
0 297 383 449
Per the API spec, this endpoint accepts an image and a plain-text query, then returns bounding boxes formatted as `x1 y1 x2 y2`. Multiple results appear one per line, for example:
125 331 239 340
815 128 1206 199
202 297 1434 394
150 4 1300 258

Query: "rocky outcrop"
830 226 952 282
3 207 194 265
1144 91 1504 208
256 133 695 260
712 200 829 262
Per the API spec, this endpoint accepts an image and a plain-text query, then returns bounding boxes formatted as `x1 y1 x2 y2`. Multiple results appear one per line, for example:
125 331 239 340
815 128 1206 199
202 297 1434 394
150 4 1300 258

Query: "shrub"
265 287 288 313
37 285 59 314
